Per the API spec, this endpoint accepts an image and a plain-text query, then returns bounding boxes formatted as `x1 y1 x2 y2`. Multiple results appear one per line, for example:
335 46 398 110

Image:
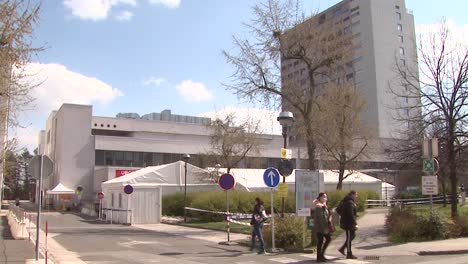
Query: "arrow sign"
263 168 280 188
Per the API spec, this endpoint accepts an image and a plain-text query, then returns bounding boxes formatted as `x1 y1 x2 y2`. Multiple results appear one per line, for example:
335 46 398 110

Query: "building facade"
281 0 420 139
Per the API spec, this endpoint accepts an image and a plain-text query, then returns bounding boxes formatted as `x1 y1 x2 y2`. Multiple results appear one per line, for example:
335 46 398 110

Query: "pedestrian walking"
313 192 334 262
250 197 267 254
337 190 358 259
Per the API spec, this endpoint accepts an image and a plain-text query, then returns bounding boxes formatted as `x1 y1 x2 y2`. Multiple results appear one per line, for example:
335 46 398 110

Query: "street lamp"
182 154 190 223
214 163 221 181
277 111 294 217
383 167 388 206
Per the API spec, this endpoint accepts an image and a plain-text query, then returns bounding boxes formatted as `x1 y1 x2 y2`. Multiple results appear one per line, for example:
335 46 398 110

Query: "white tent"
46 183 75 210
101 161 217 224
218 168 390 198
46 183 75 194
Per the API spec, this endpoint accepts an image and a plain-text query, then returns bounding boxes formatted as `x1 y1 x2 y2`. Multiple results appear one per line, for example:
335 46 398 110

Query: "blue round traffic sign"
219 173 235 190
124 184 133 194
263 167 280 187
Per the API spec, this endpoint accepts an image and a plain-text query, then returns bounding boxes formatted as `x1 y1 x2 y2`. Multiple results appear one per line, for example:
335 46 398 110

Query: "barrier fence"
367 195 456 207
101 208 132 225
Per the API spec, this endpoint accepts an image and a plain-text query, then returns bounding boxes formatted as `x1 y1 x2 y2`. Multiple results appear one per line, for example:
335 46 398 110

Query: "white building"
37 103 399 210
281 0 420 139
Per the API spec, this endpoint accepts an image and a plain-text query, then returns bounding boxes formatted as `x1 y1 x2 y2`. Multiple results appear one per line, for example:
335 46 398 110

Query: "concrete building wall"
52 104 95 200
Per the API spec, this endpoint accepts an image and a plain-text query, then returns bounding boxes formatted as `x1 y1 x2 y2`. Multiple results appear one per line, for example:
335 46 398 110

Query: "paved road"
29 209 468 264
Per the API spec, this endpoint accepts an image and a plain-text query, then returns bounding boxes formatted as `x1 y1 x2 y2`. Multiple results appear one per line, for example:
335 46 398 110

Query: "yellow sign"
281 148 291 159
277 182 288 198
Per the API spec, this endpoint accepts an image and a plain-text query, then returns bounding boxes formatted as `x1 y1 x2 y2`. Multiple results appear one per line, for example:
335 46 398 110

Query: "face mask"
322 197 328 203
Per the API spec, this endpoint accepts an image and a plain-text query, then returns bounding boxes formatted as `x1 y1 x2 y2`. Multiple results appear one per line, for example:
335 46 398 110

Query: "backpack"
335 200 345 216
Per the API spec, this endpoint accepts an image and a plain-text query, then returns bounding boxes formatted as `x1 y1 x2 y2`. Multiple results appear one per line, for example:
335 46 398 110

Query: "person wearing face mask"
313 192 333 262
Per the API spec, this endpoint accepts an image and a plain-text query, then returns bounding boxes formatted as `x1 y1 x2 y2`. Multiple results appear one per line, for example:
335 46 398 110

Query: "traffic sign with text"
277 182 288 198
263 168 280 188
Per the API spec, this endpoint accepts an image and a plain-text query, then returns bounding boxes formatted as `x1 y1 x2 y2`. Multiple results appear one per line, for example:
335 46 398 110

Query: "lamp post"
214 163 221 181
182 154 190 223
277 111 294 217
383 167 388 206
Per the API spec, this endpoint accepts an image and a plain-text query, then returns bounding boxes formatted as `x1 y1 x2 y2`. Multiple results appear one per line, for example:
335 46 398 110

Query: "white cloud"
115 10 134 21
199 107 282 135
143 77 166 86
176 80 213 102
63 0 137 21
25 62 123 113
416 19 468 48
149 0 181 9
12 126 40 152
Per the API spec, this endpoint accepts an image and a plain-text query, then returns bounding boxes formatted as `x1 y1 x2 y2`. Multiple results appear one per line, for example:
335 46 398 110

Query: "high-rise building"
281 0 419 139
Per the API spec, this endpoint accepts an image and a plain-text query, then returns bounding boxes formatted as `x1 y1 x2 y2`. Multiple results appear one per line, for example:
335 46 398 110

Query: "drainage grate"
363 256 380 260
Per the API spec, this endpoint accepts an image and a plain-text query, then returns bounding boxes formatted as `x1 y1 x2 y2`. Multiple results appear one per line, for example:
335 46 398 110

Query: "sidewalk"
328 208 468 257
0 209 38 263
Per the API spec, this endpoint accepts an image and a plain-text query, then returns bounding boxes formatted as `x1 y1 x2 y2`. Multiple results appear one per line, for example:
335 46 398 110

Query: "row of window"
95 150 289 170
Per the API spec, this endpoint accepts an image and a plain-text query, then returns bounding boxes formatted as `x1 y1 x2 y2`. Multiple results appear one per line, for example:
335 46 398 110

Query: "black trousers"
340 229 356 255
316 232 331 258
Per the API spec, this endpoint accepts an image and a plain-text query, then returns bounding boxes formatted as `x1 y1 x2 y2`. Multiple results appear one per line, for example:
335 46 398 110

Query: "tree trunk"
306 137 316 171
448 127 458 218
336 163 345 190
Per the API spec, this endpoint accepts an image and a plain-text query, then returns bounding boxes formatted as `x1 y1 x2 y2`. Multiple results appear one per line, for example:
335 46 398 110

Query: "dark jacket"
339 195 357 230
250 204 266 227
314 204 330 234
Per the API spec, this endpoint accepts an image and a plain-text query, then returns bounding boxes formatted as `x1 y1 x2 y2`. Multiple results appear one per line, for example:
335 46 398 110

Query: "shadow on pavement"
1 216 14 240
357 242 394 250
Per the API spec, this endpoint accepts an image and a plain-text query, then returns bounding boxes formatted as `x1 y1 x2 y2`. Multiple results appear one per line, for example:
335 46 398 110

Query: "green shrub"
326 189 379 212
394 189 423 199
162 192 194 216
454 215 468 236
386 207 446 242
263 215 307 249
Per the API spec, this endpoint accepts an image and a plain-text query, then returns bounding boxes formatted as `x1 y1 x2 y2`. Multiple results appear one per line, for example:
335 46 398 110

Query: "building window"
400 59 406 66
118 194 122 208
350 11 359 18
397 24 402 31
396 12 401 20
398 35 403 43
395 5 400 9
344 26 351 35
350 6 359 12
406 96 409 103
399 47 405 55
111 193 114 207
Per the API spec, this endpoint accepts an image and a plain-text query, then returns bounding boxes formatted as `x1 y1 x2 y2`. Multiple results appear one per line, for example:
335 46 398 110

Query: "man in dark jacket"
338 191 358 259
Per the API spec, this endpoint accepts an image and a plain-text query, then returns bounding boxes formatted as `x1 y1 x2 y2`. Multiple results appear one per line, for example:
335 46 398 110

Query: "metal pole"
35 155 43 261
184 161 187 223
428 139 434 211
226 190 230 242
270 188 275 250
281 130 287 218
99 199 102 220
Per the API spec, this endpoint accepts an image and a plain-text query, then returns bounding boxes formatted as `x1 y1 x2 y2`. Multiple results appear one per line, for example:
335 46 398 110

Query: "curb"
418 249 468 256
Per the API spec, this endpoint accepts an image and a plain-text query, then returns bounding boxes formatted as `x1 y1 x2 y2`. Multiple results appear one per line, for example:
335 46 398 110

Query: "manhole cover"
364 256 380 260
160 252 184 256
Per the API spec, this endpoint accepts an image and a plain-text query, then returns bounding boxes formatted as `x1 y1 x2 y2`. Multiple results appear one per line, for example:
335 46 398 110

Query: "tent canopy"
102 161 213 190
46 183 75 194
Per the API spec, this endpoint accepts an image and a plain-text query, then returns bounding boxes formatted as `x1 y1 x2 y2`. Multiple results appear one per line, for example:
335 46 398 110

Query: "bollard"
45 221 48 264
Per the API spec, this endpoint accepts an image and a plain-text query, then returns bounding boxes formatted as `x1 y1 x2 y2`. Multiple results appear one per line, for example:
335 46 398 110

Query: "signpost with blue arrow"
263 167 279 251
263 167 280 188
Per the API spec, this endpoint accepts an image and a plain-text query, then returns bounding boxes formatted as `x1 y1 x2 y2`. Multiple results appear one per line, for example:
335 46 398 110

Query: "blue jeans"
250 224 264 251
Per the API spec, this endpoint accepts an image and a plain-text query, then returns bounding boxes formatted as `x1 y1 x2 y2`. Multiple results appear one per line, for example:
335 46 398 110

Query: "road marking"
334 259 369 264
269 257 301 263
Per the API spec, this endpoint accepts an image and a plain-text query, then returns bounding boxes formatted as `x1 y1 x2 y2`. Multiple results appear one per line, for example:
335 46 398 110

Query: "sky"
13 0 468 151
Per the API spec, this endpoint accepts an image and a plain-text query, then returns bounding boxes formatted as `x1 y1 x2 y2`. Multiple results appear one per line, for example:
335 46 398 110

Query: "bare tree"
0 0 42 204
395 20 468 217
315 83 368 190
223 0 355 171
205 114 261 175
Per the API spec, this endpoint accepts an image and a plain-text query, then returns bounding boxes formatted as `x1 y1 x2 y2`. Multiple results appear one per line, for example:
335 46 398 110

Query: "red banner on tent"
115 170 137 178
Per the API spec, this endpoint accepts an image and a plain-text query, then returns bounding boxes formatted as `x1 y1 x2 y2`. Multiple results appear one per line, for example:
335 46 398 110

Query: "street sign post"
263 168 280 251
97 192 104 220
422 176 438 195
263 168 280 188
218 173 235 244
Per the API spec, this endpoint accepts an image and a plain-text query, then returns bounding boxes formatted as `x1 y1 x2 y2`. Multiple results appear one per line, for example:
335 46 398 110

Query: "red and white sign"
97 192 104 200
115 170 137 178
